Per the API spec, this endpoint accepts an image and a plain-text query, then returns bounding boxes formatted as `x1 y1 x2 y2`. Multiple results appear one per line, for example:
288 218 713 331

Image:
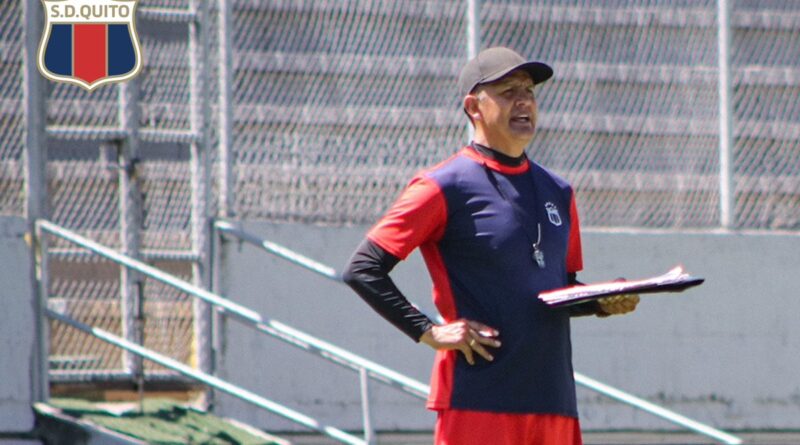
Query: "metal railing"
214 219 744 445
45 308 364 445
37 219 428 445
215 220 340 281
36 218 742 444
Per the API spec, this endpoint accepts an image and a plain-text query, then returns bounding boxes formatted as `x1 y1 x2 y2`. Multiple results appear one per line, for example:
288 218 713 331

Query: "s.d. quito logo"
38 0 142 90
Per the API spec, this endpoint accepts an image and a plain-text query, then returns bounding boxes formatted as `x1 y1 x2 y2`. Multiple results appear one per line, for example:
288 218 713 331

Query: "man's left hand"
597 294 640 316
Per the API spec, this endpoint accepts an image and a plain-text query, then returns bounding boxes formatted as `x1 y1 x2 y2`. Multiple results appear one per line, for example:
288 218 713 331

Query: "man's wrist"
418 324 436 344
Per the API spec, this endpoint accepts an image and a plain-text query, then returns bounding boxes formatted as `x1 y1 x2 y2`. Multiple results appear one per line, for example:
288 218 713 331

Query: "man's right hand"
420 319 501 365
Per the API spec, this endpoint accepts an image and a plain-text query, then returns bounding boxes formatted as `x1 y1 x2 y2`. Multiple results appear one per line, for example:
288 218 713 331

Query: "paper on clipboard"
538 265 704 308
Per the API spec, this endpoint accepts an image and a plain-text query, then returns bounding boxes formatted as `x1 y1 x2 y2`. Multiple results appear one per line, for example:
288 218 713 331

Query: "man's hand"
420 319 501 365
597 294 640 317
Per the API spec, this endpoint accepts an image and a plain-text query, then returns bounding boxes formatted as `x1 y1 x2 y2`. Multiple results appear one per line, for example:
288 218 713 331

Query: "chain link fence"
732 0 800 229
8 0 210 382
225 0 799 230
0 2 24 216
2 0 798 383
229 0 469 223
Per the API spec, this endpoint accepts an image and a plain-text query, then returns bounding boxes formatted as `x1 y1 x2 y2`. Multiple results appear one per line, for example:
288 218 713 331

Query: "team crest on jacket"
545 202 562 226
38 0 142 91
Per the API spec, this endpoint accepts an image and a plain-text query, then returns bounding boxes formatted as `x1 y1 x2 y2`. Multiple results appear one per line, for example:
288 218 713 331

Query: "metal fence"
15 0 215 381
4 0 799 380
223 0 800 229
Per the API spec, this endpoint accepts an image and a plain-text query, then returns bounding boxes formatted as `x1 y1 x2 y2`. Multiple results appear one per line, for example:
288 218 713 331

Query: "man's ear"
463 94 481 122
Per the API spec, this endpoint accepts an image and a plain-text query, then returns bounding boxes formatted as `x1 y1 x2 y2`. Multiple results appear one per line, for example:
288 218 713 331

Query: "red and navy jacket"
344 144 591 417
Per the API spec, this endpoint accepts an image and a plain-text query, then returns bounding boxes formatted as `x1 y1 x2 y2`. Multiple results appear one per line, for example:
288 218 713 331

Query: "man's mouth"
511 115 531 124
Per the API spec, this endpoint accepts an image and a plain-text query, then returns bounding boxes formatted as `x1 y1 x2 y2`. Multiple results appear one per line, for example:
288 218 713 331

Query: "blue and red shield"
38 0 142 90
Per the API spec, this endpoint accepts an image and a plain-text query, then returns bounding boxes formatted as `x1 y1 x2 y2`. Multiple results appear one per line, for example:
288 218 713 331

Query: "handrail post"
359 368 376 445
32 220 51 403
212 1 236 398
118 77 144 382
217 0 235 219
210 209 227 409
23 0 49 404
189 0 214 378
717 0 734 229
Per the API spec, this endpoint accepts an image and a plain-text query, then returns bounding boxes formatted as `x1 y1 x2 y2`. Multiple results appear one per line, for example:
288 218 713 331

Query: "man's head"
459 47 553 154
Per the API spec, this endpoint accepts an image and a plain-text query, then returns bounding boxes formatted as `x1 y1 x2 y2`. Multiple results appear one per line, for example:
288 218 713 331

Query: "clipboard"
538 265 704 308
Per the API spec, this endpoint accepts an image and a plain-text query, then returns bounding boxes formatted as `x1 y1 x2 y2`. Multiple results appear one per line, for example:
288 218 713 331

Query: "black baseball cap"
457 47 553 98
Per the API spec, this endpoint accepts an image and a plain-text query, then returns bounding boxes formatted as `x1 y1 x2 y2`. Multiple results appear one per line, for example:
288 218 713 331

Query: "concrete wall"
213 221 437 433
572 230 800 430
0 217 38 434
3 214 797 435
214 221 800 432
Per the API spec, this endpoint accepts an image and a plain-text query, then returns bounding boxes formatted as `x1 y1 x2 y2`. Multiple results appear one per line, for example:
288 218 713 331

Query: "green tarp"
48 398 284 445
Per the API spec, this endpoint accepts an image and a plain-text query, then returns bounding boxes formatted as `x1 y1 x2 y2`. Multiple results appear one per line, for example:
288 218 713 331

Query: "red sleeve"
366 175 447 260
566 192 583 273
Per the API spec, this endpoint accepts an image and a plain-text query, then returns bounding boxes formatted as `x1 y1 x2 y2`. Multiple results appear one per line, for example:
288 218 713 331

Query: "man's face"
471 70 538 151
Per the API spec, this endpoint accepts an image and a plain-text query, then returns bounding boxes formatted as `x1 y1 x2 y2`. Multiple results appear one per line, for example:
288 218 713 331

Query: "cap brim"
480 61 554 87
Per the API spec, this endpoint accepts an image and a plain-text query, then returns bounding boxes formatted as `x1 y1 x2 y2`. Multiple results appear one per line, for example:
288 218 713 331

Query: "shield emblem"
545 202 562 226
38 0 142 91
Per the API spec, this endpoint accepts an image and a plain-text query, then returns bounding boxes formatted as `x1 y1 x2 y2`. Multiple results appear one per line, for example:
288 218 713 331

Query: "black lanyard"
482 162 546 269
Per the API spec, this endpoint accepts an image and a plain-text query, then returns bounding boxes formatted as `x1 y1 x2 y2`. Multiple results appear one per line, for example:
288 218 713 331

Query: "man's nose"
514 93 535 107
513 90 535 105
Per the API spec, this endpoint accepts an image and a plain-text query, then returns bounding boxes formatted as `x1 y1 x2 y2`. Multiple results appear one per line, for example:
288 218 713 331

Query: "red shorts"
434 409 583 445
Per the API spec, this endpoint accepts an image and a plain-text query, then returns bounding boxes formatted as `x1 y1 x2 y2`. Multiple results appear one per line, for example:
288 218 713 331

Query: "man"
343 47 639 445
